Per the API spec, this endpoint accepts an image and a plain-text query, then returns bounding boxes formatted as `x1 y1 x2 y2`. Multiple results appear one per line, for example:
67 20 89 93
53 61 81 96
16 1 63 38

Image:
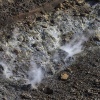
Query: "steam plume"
60 34 87 57
27 57 44 89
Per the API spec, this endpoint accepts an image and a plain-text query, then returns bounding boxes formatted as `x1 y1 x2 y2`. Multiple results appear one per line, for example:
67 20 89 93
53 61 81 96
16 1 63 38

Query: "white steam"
26 57 44 89
60 34 87 57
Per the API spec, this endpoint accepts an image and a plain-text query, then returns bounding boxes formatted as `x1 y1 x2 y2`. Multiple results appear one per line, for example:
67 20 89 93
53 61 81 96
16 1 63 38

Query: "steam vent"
0 0 100 100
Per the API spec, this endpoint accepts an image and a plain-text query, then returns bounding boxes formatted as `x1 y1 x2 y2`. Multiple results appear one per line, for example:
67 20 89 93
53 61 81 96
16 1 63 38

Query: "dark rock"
21 84 32 91
0 64 4 74
44 87 53 94
0 47 3 51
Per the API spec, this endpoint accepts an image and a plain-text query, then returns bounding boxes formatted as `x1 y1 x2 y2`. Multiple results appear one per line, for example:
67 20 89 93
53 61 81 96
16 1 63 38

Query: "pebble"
2 97 7 100
43 14 49 21
0 64 4 74
95 33 100 41
43 87 53 94
60 3 64 9
60 71 69 80
76 0 84 4
21 84 31 91
7 0 14 3
0 47 3 51
0 0 1 3
20 92 32 99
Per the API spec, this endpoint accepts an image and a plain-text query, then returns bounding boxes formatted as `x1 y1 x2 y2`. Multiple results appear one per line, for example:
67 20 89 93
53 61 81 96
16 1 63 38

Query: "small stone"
41 25 47 28
7 0 14 3
43 14 49 20
0 64 4 74
60 3 64 9
95 33 100 41
2 97 7 100
17 35 24 42
20 92 32 99
76 0 84 4
0 0 2 3
95 79 100 83
85 89 93 96
0 47 3 51
60 72 69 80
13 49 21 55
43 87 53 94
57 8 60 11
21 84 31 91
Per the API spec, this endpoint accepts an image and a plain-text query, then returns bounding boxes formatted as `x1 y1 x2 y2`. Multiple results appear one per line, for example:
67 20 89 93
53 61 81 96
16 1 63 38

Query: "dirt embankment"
0 0 65 28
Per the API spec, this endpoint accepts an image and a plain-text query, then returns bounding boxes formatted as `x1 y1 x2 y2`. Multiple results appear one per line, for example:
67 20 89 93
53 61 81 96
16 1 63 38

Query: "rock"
7 0 14 3
43 87 53 94
0 47 3 51
20 92 32 99
95 33 100 41
13 49 20 55
21 84 31 91
76 0 85 4
60 3 64 9
41 24 47 28
60 71 69 80
43 14 49 21
85 89 93 96
0 0 2 3
0 64 4 74
93 79 100 88
2 97 7 100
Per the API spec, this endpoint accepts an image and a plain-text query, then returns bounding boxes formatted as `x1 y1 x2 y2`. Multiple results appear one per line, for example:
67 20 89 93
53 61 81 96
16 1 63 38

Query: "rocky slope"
0 0 100 100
